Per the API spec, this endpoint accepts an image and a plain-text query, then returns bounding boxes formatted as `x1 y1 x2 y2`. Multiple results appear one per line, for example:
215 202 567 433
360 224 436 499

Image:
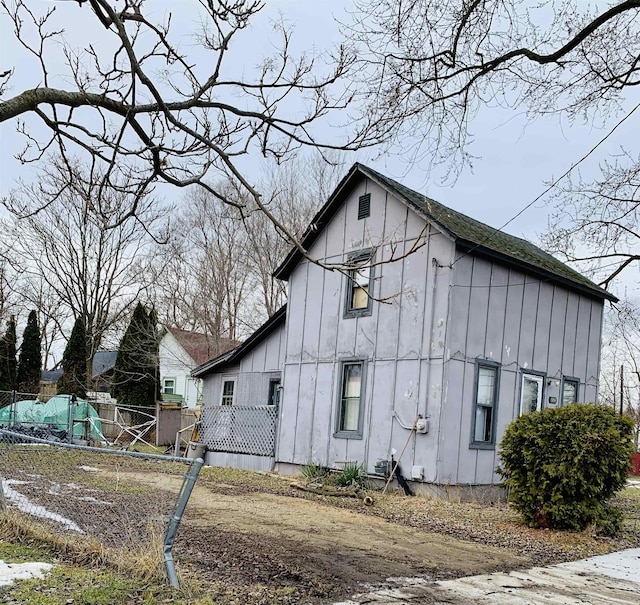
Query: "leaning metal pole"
163 456 205 588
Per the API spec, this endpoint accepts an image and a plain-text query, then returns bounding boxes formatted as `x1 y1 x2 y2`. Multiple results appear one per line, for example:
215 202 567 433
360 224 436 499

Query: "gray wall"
277 177 455 478
201 320 286 407
437 253 604 485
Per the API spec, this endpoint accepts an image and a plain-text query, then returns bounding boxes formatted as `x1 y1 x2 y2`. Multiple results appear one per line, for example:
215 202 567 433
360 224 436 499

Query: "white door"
520 374 544 415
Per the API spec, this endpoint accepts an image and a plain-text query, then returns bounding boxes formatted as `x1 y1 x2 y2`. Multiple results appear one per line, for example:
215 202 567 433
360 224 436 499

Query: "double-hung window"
561 378 579 406
344 251 374 317
162 378 175 395
335 361 365 438
472 361 500 446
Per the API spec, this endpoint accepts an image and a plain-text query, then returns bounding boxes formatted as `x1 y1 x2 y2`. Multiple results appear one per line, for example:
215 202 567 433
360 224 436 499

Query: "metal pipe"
163 457 204 588
0 427 188 463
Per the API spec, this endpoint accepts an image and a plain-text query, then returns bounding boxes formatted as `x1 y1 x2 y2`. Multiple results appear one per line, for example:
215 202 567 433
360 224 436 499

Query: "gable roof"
165 327 239 367
274 163 616 302
192 305 287 377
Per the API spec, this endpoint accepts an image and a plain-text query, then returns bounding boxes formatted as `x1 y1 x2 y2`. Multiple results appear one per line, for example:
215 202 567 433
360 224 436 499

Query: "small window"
220 379 235 406
163 378 175 395
562 378 579 406
344 252 374 317
335 361 365 438
472 362 499 446
358 193 371 220
520 373 544 415
268 379 281 407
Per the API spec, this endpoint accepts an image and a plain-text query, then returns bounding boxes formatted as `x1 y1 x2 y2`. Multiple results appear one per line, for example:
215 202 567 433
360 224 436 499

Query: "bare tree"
348 0 640 287
600 302 640 449
349 0 640 170
150 185 251 340
0 0 385 251
3 155 168 373
149 151 344 335
542 154 640 289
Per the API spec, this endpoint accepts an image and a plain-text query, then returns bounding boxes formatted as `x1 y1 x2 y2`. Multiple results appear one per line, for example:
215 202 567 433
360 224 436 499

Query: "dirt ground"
123 471 531 603
5 459 637 604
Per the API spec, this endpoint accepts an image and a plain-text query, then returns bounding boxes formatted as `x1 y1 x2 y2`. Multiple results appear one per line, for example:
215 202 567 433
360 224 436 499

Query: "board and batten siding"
276 177 456 479
438 252 604 486
200 320 285 407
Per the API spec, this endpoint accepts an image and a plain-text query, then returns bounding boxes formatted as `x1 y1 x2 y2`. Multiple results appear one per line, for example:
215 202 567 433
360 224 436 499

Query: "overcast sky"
1 0 638 246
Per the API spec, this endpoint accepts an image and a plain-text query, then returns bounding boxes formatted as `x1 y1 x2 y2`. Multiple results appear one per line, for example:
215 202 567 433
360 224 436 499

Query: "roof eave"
457 241 618 303
192 305 287 377
273 164 365 280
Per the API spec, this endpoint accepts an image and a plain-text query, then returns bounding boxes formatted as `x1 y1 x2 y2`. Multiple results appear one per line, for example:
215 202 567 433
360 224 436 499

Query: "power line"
450 97 640 268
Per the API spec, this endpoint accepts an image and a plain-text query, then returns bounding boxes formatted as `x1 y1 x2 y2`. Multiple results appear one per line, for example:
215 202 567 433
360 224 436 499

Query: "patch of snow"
0 560 53 586
47 483 62 496
79 465 100 472
1 479 84 533
386 576 433 585
560 548 640 583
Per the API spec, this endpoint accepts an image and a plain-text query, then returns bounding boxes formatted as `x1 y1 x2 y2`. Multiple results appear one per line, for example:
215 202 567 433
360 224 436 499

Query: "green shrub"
498 403 633 535
301 462 331 482
332 461 368 489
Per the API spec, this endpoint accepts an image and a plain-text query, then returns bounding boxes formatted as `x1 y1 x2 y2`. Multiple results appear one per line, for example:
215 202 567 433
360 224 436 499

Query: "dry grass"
0 509 165 582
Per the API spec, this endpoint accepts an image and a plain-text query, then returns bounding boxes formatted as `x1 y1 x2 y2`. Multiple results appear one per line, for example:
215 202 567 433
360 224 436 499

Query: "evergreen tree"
0 316 17 391
111 303 159 408
57 316 88 397
17 310 42 393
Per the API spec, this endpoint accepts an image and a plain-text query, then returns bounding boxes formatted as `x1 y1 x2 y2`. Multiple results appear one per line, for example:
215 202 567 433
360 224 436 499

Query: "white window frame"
520 372 545 415
162 377 176 395
220 377 236 406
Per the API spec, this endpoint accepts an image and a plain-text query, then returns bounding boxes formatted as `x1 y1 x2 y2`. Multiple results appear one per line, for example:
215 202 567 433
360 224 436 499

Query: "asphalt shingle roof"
275 163 615 302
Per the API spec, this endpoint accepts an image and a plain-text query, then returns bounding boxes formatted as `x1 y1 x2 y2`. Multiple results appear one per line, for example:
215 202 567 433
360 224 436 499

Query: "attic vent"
358 193 371 220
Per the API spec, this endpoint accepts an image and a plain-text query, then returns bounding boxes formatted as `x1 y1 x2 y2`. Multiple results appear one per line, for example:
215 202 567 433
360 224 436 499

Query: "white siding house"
159 327 237 408
194 164 615 495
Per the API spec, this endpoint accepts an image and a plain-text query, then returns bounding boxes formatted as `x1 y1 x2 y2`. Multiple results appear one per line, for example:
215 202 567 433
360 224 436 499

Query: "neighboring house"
91 350 118 393
40 352 117 401
160 327 237 408
194 163 615 494
40 369 63 397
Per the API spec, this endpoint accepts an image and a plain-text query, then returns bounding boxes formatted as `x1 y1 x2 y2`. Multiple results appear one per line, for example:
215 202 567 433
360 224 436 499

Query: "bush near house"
498 404 633 535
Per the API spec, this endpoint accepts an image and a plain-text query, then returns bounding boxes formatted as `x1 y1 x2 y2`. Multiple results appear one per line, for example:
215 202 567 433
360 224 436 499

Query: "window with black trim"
335 361 365 438
344 252 374 317
562 378 579 406
220 379 235 406
358 193 371 219
268 379 281 407
472 361 499 445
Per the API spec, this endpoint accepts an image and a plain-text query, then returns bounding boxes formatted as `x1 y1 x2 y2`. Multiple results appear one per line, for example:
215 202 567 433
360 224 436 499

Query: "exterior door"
520 373 544 415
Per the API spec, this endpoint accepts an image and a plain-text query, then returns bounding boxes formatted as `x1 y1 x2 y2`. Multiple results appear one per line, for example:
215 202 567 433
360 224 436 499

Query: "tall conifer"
0 316 17 391
111 303 159 408
17 310 42 393
57 317 88 397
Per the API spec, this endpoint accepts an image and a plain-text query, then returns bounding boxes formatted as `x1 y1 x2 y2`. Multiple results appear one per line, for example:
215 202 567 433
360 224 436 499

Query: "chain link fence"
0 390 159 448
200 405 278 456
0 428 202 586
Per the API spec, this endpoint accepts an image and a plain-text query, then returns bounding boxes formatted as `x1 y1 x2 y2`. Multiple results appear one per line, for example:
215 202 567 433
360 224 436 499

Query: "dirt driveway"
124 472 531 603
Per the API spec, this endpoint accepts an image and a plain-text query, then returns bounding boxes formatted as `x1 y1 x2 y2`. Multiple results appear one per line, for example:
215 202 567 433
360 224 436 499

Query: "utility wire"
450 97 640 268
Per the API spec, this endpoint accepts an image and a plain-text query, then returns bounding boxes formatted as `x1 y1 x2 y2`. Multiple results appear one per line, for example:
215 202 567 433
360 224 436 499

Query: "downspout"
433 255 454 484
424 258 439 419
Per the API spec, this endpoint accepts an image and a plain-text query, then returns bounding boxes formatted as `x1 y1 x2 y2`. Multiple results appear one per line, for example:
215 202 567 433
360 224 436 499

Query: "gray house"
194 163 615 494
